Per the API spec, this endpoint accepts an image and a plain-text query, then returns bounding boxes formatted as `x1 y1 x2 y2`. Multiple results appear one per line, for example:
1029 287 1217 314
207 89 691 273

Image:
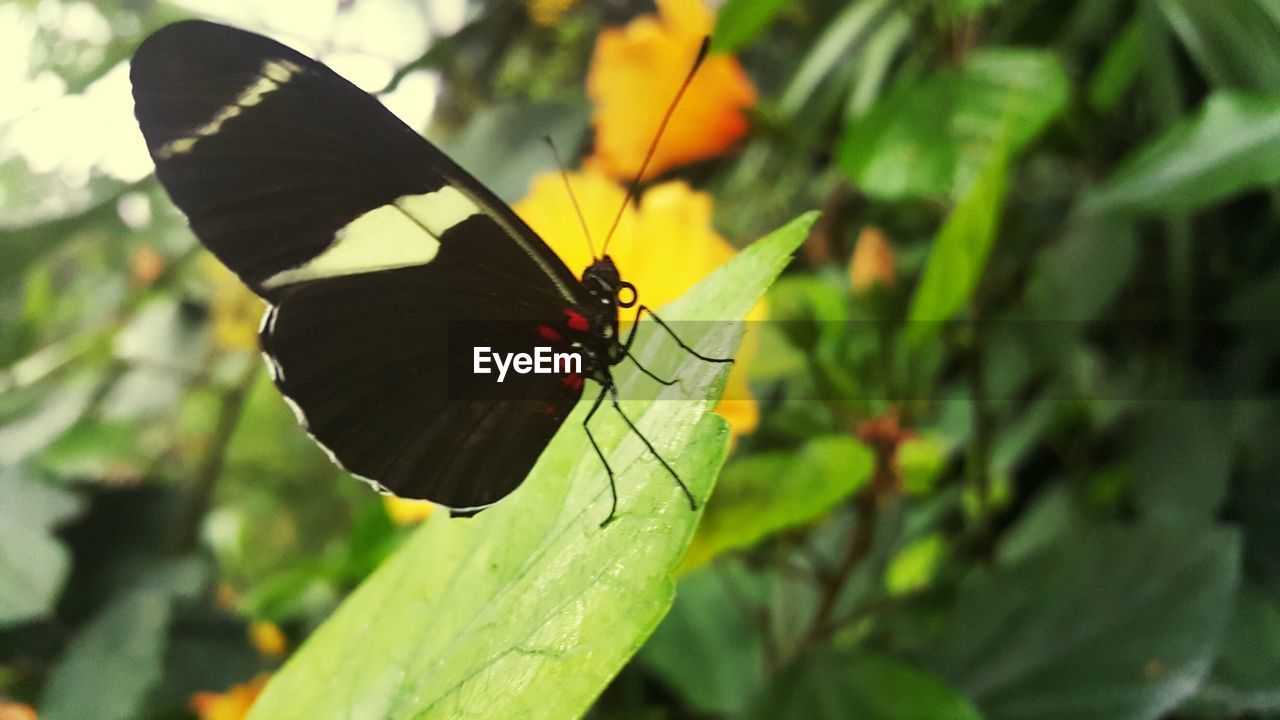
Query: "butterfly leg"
584 386 619 527
626 354 678 386
609 383 698 511
633 305 735 364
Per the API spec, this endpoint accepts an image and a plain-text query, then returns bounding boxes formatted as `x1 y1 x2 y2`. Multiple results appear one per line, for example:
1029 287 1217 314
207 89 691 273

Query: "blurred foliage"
1 0 1279 719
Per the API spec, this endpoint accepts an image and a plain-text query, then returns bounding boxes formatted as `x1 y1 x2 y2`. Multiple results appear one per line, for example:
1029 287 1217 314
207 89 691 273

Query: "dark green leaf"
1088 16 1145 111
747 650 985 720
0 472 81 625
1156 0 1280 93
1085 92 1280 216
1182 586 1280 717
641 562 766 714
780 0 894 118
40 588 173 720
923 523 1241 720
1132 405 1232 524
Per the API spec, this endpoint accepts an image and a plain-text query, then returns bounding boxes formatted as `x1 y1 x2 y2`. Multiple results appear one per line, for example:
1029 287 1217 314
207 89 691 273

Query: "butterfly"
130 20 730 525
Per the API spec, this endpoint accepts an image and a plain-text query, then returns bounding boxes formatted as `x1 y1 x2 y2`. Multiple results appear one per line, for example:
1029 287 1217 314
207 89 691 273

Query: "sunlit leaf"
712 0 791 52
906 152 1009 346
682 435 874 572
838 48 1066 200
244 213 815 720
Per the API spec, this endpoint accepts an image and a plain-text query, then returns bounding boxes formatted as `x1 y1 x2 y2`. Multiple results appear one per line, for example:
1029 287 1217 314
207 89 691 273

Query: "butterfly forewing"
132 20 588 510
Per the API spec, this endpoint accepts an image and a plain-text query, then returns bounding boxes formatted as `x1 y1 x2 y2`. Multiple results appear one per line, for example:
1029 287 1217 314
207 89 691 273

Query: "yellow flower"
248 620 287 659
526 0 575 26
849 225 897 292
588 0 756 181
201 255 261 352
190 675 269 720
513 168 761 438
383 496 435 525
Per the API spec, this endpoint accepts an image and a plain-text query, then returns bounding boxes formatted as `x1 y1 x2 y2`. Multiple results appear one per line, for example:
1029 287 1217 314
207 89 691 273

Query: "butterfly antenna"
600 36 711 257
542 136 598 260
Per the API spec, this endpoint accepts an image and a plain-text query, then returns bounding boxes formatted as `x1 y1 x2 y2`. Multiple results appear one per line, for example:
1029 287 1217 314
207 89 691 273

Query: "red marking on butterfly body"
564 309 590 333
538 324 562 341
563 373 584 392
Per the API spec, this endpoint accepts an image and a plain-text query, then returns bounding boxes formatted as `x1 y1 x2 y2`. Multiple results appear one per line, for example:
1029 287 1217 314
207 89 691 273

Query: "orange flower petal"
850 225 897 292
588 0 756 181
130 247 166 286
0 701 38 720
191 674 270 720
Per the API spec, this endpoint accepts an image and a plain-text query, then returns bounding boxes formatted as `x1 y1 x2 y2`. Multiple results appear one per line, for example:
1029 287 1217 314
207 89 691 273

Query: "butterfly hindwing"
132 20 592 510
260 255 583 510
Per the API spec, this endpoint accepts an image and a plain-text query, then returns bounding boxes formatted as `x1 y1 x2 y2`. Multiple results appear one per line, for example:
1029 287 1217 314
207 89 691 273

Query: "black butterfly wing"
132 20 589 509
260 254 584 510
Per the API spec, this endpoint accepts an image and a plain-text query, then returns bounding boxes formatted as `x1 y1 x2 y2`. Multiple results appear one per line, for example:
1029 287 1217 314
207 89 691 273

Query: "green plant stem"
169 359 259 554
803 494 878 648
967 313 993 536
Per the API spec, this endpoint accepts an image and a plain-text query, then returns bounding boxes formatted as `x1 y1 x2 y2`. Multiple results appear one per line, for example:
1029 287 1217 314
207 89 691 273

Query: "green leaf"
1155 0 1280 94
682 435 874 572
712 0 791 53
1132 405 1232 524
885 533 946 595
640 561 766 714
1088 16 1145 112
780 0 894 118
1184 586 1280 716
1022 220 1138 322
923 523 1241 720
441 101 589 204
746 650 985 720
245 213 816 720
0 379 96 466
838 48 1067 200
40 588 174 720
0 471 81 625
1085 92 1280 216
906 152 1009 346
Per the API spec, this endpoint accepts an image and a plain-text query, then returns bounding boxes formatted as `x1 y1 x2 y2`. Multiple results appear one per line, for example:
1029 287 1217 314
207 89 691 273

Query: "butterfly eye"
616 281 637 308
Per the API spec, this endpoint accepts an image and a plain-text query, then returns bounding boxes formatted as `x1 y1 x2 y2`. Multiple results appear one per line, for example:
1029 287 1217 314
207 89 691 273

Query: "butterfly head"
581 256 637 310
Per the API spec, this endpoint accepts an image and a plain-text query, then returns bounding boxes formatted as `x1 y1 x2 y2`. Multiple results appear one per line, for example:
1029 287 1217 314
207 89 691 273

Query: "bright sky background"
0 0 467 218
